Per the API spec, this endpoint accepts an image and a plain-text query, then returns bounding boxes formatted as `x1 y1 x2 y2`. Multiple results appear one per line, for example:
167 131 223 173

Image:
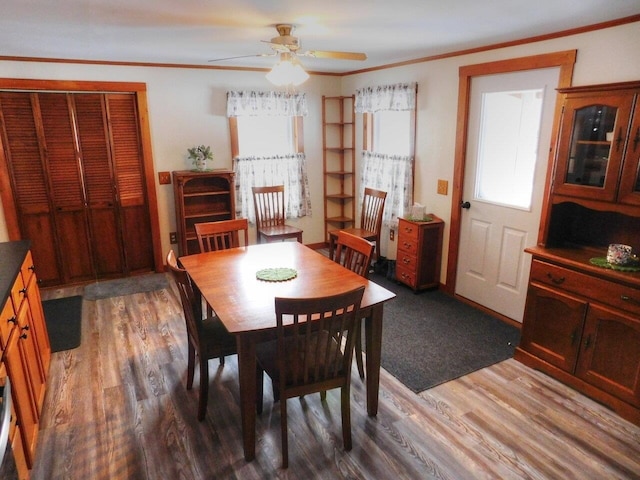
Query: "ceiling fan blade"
208 53 276 62
301 50 367 61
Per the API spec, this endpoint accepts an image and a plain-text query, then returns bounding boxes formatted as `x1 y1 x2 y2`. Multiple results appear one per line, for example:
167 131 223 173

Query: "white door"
455 68 559 322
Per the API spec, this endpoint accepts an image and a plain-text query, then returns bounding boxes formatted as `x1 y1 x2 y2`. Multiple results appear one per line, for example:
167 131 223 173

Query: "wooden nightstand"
396 215 444 291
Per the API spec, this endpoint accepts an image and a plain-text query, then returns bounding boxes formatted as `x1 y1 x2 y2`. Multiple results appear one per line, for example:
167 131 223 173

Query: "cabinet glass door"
553 93 634 202
565 105 617 187
618 102 640 205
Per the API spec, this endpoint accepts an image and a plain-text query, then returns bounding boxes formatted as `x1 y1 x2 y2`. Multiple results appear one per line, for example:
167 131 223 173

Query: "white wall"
342 21 640 282
1 21 639 284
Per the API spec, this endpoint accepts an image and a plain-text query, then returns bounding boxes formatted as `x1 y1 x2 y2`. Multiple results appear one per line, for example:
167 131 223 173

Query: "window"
227 91 310 223
372 110 412 157
356 83 417 241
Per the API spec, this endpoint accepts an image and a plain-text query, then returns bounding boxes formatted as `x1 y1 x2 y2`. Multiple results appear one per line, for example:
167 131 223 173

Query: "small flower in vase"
187 145 214 171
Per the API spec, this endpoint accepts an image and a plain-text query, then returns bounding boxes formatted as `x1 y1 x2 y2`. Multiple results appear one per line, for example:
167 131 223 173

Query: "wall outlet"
158 171 171 185
437 179 448 195
169 232 177 244
389 229 394 241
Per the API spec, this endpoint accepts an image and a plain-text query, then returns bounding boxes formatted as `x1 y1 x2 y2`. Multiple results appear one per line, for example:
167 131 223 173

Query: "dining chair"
252 185 303 244
255 286 365 468
166 250 237 421
194 218 249 318
195 218 249 252
328 187 387 263
333 230 375 380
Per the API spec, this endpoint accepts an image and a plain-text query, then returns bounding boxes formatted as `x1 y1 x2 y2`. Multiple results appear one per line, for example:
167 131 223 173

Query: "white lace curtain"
356 83 417 230
227 90 308 117
234 153 311 223
227 90 311 223
355 82 416 113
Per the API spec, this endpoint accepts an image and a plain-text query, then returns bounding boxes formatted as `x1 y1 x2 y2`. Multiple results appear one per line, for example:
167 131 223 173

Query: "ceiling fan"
209 24 367 63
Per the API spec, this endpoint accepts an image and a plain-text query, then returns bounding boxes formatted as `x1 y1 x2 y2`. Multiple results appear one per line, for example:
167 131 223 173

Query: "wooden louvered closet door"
0 90 154 286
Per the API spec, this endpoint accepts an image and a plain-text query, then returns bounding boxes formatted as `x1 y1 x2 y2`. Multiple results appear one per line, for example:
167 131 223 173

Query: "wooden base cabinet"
0 241 50 477
396 216 444 291
516 252 640 424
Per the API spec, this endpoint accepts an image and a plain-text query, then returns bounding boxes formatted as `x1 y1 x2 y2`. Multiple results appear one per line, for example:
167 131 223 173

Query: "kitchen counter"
0 241 30 308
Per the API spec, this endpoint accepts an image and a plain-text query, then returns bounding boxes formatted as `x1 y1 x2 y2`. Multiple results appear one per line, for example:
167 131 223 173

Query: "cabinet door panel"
520 284 587 372
553 92 634 201
576 304 640 407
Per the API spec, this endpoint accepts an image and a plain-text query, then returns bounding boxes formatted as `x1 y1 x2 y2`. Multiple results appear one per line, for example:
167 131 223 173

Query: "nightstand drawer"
396 265 417 288
398 219 419 241
397 251 418 273
397 237 419 256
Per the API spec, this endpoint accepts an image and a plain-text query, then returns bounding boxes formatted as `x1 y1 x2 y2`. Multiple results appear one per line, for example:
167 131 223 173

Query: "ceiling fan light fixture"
266 53 309 87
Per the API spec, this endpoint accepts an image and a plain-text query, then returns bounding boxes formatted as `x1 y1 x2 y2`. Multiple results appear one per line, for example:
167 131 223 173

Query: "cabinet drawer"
396 265 417 288
398 219 420 242
398 237 419 256
530 260 640 316
20 251 35 285
397 251 418 274
10 273 25 312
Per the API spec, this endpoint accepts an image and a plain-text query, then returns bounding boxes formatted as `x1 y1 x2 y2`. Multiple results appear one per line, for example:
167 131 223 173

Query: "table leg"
364 304 383 416
237 334 256 461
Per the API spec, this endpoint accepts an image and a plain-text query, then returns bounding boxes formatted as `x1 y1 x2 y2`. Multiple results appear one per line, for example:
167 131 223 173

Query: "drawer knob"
402 258 410 264
546 272 565 285
620 295 640 306
7 316 16 325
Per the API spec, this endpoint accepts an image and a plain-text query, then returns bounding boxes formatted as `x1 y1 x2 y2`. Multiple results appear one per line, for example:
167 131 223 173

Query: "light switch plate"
437 179 448 195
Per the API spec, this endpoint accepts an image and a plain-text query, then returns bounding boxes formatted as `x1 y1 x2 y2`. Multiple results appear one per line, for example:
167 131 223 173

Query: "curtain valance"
227 91 308 117
355 82 417 113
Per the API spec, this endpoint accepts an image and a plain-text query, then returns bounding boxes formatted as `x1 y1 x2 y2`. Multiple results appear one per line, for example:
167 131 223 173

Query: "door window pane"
475 89 543 210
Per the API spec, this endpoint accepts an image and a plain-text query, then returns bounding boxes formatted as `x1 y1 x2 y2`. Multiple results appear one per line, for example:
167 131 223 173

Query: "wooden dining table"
179 241 396 461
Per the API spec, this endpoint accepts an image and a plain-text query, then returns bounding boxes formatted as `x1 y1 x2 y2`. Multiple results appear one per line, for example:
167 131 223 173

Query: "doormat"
371 273 521 393
83 273 169 300
42 295 83 352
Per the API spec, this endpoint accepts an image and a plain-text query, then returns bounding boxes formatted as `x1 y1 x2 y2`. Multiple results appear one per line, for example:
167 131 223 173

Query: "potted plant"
187 145 214 171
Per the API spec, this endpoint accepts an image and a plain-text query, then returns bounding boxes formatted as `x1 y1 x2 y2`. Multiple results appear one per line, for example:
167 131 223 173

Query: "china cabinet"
323 96 356 243
516 81 640 425
172 170 235 255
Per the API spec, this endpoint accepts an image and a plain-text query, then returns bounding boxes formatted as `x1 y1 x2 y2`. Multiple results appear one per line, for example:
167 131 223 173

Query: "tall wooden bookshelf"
322 95 356 243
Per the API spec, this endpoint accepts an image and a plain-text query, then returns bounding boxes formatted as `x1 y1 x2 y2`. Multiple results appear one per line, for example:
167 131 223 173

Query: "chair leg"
280 396 289 468
355 323 365 380
256 368 264 415
186 343 195 389
341 386 352 451
220 355 225 366
197 358 209 421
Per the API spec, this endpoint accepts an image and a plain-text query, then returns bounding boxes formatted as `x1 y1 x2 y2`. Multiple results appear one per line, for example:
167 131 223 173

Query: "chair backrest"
195 218 249 252
166 250 202 343
334 231 375 278
274 286 365 389
360 188 387 233
252 185 286 229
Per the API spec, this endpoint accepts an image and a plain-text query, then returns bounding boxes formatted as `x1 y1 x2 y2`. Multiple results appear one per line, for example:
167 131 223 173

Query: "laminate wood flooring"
33 277 640 479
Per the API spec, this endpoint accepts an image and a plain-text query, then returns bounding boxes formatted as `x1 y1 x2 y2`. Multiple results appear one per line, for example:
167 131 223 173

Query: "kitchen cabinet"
0 241 50 473
395 216 444 291
323 95 356 243
172 170 235 255
551 81 640 210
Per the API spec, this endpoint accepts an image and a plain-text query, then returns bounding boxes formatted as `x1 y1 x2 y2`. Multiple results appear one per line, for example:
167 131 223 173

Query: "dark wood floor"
33 277 640 479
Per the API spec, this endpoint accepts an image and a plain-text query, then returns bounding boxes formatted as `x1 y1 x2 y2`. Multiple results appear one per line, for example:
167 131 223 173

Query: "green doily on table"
256 267 298 282
589 257 640 272
405 215 433 222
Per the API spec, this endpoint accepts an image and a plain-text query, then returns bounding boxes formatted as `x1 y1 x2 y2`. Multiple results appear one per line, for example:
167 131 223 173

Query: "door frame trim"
444 50 577 294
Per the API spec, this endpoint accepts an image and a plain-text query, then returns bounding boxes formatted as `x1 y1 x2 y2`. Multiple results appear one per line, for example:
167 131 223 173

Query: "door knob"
460 201 471 209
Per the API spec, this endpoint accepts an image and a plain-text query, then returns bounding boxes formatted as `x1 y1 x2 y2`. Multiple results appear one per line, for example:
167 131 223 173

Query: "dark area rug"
42 295 83 352
370 272 521 393
83 273 169 300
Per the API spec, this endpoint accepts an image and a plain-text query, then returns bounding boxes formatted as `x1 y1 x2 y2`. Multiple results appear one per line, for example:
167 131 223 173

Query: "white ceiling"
2 0 639 74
